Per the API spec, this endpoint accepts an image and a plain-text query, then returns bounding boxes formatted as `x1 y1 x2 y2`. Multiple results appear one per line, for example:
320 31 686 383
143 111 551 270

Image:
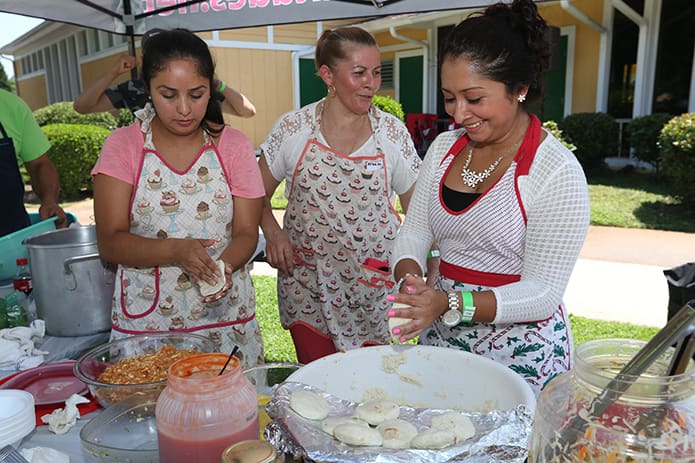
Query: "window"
78 31 88 56
381 59 394 90
45 36 81 103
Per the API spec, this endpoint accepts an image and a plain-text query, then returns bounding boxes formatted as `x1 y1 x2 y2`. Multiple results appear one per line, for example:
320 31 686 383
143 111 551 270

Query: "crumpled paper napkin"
40 393 91 434
0 320 47 371
19 447 70 463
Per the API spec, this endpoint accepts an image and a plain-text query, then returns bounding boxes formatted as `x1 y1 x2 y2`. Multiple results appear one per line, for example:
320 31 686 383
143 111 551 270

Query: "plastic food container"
80 390 159 463
0 212 76 282
74 333 217 408
244 363 302 439
287 344 536 411
155 353 259 463
528 338 695 462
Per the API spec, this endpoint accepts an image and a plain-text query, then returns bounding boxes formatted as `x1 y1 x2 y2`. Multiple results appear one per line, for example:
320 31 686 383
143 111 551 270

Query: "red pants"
289 323 381 364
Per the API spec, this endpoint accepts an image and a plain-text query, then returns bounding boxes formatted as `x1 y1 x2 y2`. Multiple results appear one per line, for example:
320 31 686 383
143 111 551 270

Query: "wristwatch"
442 291 462 327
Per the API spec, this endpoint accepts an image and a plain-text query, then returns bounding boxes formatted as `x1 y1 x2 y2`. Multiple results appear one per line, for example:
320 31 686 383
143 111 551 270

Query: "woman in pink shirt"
91 28 265 368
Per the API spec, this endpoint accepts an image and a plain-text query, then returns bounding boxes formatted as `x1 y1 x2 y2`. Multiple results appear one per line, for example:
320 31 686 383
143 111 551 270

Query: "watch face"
442 309 462 327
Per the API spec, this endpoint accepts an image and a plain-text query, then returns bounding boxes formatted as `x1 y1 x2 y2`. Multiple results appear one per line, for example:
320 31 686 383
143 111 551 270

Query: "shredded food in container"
98 344 202 384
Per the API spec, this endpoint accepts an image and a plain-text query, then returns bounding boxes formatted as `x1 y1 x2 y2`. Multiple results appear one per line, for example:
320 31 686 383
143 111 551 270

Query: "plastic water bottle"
6 258 32 327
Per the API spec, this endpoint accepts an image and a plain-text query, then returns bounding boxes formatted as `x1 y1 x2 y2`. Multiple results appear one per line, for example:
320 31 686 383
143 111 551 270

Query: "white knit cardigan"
391 128 591 324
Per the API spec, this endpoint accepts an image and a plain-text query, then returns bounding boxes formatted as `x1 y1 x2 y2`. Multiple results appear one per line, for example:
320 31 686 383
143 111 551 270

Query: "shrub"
116 108 135 127
659 112 695 204
542 120 576 152
559 112 618 172
372 94 404 122
42 123 111 198
626 113 672 172
33 102 118 130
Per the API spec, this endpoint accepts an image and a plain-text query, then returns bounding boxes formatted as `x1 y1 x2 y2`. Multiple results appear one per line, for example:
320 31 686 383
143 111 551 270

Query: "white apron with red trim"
421 118 572 396
109 116 263 368
278 113 401 351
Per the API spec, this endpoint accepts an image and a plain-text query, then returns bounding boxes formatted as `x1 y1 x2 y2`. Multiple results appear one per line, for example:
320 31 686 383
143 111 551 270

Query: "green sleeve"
16 99 50 164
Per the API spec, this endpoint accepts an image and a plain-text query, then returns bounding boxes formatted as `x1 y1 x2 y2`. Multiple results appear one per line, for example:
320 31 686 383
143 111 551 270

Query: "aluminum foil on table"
265 381 532 463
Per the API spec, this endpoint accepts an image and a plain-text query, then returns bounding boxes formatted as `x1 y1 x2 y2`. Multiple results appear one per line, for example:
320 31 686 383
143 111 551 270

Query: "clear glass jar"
528 338 695 462
156 353 259 463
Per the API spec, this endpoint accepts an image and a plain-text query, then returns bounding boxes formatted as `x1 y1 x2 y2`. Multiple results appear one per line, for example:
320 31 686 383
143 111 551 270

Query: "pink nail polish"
406 286 414 293
386 295 395 301
387 310 395 317
399 337 407 343
393 328 401 334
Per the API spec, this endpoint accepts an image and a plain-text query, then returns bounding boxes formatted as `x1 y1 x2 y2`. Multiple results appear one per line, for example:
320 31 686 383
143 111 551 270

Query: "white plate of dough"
287 345 535 413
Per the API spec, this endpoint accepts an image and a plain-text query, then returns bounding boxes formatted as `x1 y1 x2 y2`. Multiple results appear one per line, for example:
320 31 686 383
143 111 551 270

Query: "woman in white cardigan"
388 0 590 396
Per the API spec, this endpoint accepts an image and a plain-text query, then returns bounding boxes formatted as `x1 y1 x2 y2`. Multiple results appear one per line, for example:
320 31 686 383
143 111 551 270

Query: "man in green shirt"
0 89 66 237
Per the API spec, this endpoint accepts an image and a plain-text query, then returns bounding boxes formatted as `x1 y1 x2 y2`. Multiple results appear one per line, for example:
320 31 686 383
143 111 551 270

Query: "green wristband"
460 291 476 322
427 249 440 258
218 81 227 92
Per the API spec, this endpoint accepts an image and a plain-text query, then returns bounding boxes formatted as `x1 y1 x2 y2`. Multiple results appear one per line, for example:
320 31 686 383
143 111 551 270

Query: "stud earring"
517 94 526 103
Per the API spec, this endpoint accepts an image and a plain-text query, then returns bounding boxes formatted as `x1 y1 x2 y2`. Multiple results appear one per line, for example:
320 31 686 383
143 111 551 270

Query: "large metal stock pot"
23 225 114 336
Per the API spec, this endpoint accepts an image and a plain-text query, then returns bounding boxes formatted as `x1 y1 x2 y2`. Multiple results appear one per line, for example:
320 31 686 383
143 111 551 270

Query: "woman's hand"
387 273 448 342
200 261 233 304
264 228 295 275
172 238 221 284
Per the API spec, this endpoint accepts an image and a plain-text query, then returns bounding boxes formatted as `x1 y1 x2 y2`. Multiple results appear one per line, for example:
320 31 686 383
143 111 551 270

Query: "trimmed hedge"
373 94 405 122
659 112 695 204
42 123 110 198
626 113 672 172
559 112 618 172
542 120 576 152
33 102 118 130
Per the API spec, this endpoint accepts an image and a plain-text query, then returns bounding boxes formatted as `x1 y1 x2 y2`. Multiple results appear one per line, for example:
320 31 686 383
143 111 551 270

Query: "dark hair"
315 26 377 71
440 0 550 103
141 28 223 134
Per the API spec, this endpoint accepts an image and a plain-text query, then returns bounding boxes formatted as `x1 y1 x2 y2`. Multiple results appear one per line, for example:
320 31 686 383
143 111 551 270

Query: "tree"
0 65 13 92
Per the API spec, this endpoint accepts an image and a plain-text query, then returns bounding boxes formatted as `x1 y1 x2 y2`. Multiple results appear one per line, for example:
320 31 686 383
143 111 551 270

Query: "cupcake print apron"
278 111 401 351
110 112 264 368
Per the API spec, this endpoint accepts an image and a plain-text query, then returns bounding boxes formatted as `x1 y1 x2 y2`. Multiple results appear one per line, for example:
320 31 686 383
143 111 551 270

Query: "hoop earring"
517 94 526 103
327 84 336 98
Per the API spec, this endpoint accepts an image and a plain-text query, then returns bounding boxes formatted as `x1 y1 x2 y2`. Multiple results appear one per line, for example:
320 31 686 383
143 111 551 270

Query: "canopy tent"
0 0 508 37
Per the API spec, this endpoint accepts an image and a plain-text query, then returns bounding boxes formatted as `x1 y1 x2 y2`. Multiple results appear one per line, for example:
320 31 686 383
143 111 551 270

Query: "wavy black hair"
440 0 550 103
140 28 223 134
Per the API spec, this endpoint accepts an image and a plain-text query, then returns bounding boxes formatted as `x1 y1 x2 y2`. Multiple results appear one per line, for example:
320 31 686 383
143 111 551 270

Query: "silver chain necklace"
460 147 504 189
460 134 525 189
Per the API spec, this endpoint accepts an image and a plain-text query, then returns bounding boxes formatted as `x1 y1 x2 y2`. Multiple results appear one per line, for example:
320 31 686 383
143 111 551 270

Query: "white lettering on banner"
145 0 322 15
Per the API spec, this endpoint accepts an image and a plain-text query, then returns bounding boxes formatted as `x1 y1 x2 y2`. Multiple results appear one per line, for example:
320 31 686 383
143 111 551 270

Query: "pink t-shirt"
91 122 264 199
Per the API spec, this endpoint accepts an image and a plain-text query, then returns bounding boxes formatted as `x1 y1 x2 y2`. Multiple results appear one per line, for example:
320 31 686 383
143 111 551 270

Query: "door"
528 30 567 122
398 54 424 114
299 57 325 107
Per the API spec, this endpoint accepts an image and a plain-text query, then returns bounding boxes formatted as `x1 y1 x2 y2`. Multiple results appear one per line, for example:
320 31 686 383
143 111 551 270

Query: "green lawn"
588 170 695 232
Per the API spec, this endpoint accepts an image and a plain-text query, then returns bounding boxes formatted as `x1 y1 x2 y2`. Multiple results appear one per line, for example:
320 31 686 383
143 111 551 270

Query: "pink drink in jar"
156 353 259 463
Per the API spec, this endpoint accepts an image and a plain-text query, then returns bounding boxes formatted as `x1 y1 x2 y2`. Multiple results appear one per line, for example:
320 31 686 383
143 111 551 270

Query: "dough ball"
410 428 456 450
354 399 400 425
198 260 226 296
376 418 418 449
289 389 329 420
333 423 383 447
430 411 475 443
320 415 369 435
387 316 410 343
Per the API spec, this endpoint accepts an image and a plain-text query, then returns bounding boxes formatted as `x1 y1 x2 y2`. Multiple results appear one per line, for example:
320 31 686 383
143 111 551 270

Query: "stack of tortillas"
288 389 475 450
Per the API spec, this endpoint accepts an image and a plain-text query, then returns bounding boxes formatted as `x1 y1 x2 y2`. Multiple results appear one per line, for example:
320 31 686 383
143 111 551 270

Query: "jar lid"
221 440 277 463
